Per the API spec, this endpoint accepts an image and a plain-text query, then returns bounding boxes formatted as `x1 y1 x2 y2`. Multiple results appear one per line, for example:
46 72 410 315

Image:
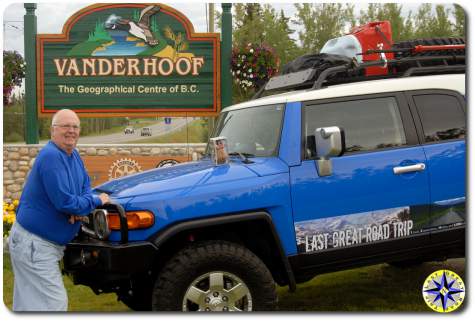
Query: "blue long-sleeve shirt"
16 141 102 245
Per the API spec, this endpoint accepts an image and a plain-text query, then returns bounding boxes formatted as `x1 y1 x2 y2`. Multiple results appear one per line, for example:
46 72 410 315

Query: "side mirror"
314 126 345 176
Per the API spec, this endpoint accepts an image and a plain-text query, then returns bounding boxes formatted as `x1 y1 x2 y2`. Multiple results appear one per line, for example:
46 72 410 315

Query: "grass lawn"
124 119 208 144
3 252 465 312
80 120 159 138
3 253 129 311
276 258 465 311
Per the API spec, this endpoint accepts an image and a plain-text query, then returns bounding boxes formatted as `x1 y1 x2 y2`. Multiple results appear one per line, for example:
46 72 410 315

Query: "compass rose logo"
422 269 465 313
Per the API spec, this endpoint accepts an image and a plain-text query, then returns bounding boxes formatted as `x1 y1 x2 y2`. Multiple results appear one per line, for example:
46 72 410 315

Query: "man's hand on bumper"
68 193 110 224
99 193 110 205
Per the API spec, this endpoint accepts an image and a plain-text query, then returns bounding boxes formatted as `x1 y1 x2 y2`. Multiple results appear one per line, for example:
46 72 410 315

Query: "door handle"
393 163 426 175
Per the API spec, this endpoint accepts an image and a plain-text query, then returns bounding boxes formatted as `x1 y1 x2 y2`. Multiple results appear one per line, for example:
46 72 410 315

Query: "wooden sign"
83 155 189 186
37 3 221 117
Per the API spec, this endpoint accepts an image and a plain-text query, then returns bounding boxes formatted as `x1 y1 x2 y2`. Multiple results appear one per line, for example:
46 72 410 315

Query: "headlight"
107 211 155 230
93 209 111 240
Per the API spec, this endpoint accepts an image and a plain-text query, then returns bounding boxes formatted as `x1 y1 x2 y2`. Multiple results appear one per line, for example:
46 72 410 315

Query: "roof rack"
253 51 465 99
317 55 466 88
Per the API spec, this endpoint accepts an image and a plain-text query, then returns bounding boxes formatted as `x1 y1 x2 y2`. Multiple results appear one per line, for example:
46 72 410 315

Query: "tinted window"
305 97 407 158
413 94 466 142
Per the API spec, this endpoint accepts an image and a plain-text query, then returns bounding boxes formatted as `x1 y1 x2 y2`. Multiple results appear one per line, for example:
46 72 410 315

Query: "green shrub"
4 132 24 142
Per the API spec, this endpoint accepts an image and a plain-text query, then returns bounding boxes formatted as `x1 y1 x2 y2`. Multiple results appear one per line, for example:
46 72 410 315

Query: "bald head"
52 109 80 127
51 109 81 155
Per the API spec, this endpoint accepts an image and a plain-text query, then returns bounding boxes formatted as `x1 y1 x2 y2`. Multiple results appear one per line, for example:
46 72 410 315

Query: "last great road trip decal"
295 197 465 253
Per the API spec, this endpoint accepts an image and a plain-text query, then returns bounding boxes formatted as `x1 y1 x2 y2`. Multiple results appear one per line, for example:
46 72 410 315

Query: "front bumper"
64 239 157 273
63 238 157 291
63 202 158 292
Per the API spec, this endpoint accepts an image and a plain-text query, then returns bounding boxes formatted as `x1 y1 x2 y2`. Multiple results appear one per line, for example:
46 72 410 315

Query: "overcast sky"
2 2 298 55
2 2 212 55
2 1 468 57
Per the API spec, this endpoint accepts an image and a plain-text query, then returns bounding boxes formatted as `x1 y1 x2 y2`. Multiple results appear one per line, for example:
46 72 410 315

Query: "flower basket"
231 43 279 91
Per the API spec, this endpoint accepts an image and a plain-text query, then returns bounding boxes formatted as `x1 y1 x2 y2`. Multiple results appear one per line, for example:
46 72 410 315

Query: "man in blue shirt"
9 109 110 311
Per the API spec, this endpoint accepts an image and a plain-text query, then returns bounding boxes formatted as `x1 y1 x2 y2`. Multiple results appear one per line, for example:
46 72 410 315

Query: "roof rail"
403 65 466 77
311 65 348 89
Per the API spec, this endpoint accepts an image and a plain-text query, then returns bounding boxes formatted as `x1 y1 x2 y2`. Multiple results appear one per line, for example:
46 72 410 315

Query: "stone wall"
3 143 207 203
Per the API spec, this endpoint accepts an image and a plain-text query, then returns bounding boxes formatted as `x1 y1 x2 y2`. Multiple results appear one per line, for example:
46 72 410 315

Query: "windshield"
207 104 285 157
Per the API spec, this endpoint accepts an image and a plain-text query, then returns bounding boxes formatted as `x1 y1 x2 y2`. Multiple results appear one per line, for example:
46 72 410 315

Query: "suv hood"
94 158 287 198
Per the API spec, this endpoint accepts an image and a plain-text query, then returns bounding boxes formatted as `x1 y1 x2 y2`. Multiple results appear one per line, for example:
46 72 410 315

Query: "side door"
289 93 432 269
406 90 466 245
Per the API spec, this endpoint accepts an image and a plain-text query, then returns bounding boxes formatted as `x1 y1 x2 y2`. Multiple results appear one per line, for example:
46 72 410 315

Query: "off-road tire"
151 240 277 311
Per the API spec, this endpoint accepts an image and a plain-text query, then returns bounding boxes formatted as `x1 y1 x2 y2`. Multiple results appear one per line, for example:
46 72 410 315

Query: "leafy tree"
400 12 415 41
413 4 434 38
359 4 408 42
430 5 453 37
453 4 465 37
293 3 354 54
412 4 458 39
359 3 379 25
346 3 357 29
378 4 405 42
357 3 462 41
3 51 25 106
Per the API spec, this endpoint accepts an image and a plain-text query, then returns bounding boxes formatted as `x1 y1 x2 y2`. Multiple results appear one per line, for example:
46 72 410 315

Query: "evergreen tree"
233 4 265 45
261 6 299 67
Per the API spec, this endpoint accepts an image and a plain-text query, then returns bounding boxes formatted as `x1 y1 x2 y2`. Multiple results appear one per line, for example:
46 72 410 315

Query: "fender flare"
148 211 296 291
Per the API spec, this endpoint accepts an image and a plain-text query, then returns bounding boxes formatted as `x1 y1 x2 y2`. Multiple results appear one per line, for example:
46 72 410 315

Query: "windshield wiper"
228 152 255 164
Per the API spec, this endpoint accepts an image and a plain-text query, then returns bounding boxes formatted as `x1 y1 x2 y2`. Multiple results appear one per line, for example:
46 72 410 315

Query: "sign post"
24 3 39 143
221 3 232 109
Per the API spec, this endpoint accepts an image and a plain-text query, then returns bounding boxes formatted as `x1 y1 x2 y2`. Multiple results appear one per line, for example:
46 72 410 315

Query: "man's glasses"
53 124 80 130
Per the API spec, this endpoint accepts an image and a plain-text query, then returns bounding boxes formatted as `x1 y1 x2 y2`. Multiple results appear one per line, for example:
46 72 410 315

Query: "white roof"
224 74 465 112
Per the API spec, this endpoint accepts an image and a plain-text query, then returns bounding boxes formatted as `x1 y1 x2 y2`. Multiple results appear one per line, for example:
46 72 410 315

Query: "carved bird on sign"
107 5 161 46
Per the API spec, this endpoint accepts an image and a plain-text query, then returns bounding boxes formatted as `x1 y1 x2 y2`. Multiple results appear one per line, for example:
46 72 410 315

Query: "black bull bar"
81 202 129 243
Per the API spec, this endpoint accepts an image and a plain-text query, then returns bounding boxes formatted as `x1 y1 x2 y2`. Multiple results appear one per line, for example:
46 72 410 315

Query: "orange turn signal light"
107 211 154 230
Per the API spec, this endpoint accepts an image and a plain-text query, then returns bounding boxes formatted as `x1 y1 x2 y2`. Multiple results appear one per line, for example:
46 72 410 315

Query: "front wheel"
152 241 277 311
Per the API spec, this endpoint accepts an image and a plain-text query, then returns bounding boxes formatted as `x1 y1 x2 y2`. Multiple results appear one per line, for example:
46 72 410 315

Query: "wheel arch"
147 211 296 291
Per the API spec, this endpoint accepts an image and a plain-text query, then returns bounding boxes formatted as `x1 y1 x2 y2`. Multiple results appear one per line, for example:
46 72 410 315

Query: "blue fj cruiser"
63 44 466 311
